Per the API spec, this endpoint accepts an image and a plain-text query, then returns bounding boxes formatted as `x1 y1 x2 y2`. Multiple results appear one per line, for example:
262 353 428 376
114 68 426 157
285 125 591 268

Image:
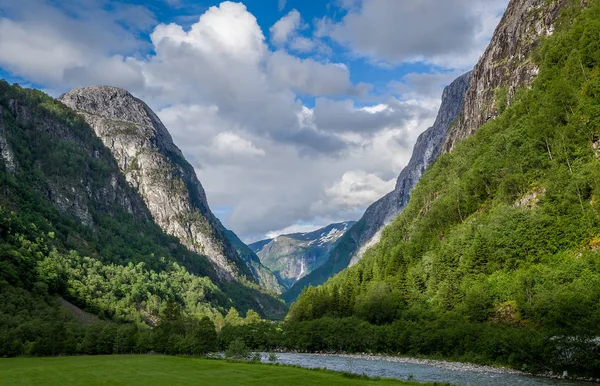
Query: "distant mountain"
250 222 356 289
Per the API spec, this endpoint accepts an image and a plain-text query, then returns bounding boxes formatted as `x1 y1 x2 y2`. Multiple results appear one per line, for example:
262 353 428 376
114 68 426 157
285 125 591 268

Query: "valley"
1 0 600 384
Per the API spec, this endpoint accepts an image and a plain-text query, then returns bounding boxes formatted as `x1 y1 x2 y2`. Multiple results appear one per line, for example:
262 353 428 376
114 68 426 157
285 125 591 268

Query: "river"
260 352 594 385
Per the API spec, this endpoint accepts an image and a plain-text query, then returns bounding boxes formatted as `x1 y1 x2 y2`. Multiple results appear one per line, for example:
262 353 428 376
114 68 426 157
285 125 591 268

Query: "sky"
0 0 509 242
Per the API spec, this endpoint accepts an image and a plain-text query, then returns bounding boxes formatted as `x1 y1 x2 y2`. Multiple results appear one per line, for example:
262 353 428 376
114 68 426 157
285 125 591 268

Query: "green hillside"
288 2 600 375
0 81 285 356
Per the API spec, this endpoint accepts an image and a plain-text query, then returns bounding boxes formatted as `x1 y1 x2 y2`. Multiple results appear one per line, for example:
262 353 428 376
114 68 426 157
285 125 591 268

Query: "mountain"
58 86 257 284
0 81 285 328
250 222 355 289
224 229 283 294
282 72 472 303
289 0 600 374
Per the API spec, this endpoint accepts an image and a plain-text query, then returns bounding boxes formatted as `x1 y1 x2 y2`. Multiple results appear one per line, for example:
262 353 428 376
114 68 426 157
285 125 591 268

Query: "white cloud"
324 170 396 209
0 0 152 86
270 9 301 46
312 97 430 134
324 0 508 68
278 0 287 12
267 51 359 96
288 37 315 52
213 132 266 157
266 224 323 239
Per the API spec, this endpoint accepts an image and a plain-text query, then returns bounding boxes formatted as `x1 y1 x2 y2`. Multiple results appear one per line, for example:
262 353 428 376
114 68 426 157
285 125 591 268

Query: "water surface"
262 353 592 386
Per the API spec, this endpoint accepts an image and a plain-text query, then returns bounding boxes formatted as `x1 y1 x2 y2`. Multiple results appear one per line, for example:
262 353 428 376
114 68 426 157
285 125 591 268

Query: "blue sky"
0 0 508 241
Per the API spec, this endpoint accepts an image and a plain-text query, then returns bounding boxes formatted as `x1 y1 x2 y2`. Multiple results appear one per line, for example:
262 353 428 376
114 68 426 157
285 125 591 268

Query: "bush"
225 338 250 360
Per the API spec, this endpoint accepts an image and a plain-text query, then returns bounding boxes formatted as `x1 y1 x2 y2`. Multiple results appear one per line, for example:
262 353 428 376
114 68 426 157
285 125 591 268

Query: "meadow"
0 355 431 386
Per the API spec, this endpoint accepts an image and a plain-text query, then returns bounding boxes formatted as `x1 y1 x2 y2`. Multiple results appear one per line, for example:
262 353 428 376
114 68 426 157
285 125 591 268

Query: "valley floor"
0 355 429 386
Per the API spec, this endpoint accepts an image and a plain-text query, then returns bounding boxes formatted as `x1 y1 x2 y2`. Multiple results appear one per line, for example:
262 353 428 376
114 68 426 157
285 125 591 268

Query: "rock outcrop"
443 0 566 152
59 86 257 282
283 72 471 302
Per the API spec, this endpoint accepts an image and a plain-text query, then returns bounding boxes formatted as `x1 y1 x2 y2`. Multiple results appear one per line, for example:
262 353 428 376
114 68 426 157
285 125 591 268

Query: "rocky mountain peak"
59 86 251 282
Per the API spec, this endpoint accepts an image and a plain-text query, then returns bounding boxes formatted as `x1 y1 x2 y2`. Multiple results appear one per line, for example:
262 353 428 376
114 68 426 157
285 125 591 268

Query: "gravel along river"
260 353 595 386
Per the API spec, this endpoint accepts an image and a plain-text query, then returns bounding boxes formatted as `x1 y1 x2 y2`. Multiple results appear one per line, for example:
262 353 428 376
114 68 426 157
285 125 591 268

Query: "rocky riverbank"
306 353 600 383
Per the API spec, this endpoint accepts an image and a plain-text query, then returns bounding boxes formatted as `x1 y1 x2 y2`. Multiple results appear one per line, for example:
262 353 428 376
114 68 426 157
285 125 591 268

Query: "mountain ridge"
58 86 280 291
250 221 355 289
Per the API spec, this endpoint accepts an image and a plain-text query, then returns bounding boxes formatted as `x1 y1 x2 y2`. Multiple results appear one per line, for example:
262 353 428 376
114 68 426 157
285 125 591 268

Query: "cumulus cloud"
324 171 396 209
270 9 301 45
323 0 508 67
267 51 360 96
288 37 315 52
312 97 429 134
213 132 266 157
0 0 152 85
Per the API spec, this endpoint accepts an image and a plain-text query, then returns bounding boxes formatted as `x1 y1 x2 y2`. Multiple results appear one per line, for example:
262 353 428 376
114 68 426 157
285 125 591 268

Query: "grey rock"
1 92 149 227
443 0 565 153
0 116 16 174
59 86 254 282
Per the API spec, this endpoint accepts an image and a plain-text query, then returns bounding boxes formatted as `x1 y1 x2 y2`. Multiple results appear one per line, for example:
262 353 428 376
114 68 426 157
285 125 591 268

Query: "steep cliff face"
349 71 473 266
282 73 471 302
443 0 566 153
1 88 149 227
0 80 287 321
224 229 283 294
251 222 355 289
59 86 252 282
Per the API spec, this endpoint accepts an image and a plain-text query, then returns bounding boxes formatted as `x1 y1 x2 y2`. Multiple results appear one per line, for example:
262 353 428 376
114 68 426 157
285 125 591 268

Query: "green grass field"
0 355 431 385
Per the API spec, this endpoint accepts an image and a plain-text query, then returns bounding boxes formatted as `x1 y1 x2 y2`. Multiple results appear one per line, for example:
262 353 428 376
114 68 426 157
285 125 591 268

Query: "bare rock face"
59 86 252 282
443 0 565 153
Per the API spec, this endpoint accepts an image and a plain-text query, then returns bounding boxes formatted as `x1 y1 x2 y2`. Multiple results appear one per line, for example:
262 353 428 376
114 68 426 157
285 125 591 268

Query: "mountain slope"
251 222 355 289
224 229 283 294
289 0 600 375
0 81 285 325
0 81 225 321
58 86 254 283
443 0 566 153
282 72 472 302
